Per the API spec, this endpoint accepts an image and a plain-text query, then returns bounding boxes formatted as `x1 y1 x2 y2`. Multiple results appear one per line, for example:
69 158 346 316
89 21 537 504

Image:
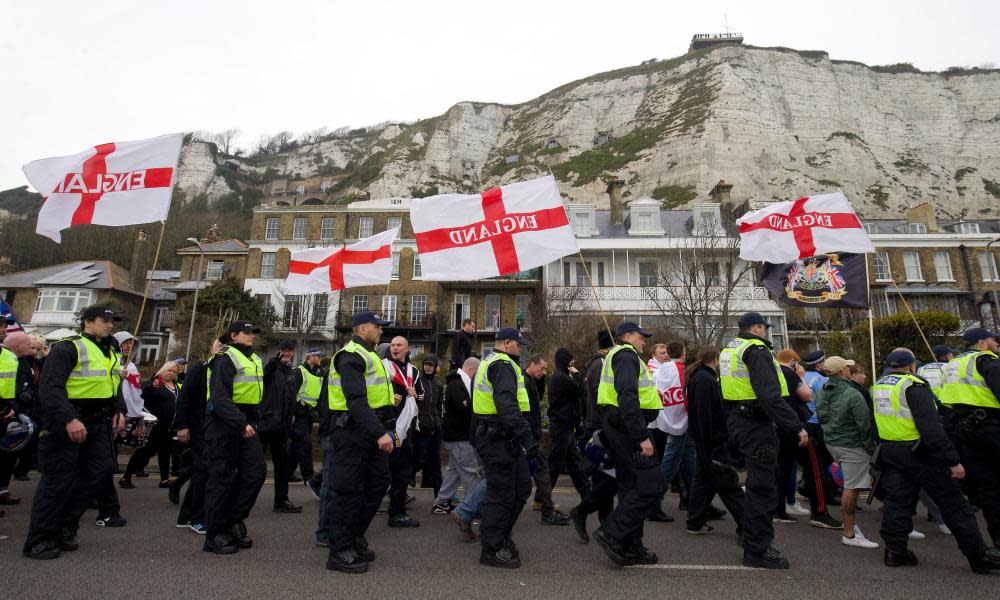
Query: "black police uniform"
23 332 125 557
286 362 323 484
326 335 391 571
572 350 617 531
202 342 267 551
173 359 208 526
474 350 534 564
725 333 803 559
878 371 999 571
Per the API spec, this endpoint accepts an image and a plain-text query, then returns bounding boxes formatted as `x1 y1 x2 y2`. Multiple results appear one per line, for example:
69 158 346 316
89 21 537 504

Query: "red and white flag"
23 133 183 243
285 228 398 294
736 191 874 263
410 175 578 281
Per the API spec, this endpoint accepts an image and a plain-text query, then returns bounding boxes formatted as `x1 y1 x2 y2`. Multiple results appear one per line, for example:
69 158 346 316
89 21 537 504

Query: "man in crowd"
651 341 699 522
647 343 668 375
433 357 480 514
451 319 476 372
257 340 301 514
546 348 590 502
815 356 878 549
287 348 325 504
383 336 419 528
524 353 570 526
413 355 444 499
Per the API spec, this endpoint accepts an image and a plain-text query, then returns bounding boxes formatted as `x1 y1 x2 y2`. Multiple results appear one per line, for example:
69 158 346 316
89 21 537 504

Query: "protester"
0 330 33 506
450 319 476 371
774 349 812 521
121 361 180 489
412 354 444 498
647 343 668 375
546 347 590 501
651 341 698 521
433 357 480 514
257 340 301 513
524 354 570 526
384 336 420 528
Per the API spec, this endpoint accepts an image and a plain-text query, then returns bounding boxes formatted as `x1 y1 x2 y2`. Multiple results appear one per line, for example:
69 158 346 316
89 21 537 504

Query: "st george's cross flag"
23 133 184 242
736 191 874 264
285 228 399 294
409 175 578 281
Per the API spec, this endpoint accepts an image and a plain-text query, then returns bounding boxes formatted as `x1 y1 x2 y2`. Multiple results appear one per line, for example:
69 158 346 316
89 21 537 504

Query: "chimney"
905 202 939 232
130 229 151 291
709 180 734 206
606 178 625 225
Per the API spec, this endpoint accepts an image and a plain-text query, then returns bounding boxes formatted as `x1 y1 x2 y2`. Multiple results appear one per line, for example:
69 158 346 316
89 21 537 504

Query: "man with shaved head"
383 335 420 527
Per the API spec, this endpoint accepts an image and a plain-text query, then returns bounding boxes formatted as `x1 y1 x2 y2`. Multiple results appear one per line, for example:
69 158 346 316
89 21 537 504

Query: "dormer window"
573 212 592 237
906 223 927 233
690 202 723 236
626 196 665 236
955 222 980 234
864 222 879 234
566 205 598 238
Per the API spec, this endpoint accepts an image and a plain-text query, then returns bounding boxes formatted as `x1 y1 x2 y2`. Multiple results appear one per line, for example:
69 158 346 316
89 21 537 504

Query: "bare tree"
528 284 616 359
213 128 242 155
270 290 332 357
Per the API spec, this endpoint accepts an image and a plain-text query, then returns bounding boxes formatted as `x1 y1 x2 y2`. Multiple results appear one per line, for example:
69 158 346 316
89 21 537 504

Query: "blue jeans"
454 476 487 522
659 432 696 499
315 435 334 544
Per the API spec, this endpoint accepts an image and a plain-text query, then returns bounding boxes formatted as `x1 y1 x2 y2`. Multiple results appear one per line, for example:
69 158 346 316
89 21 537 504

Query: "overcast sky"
3 0 997 191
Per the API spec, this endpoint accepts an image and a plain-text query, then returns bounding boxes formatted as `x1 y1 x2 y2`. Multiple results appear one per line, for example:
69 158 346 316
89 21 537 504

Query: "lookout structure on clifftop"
689 32 744 52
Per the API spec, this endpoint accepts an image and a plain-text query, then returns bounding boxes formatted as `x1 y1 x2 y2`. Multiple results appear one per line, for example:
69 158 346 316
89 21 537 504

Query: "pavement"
1 474 996 599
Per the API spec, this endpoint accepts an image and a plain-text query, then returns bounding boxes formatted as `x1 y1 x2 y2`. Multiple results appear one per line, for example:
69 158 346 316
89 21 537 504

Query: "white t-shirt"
651 360 688 435
647 357 664 375
119 359 144 418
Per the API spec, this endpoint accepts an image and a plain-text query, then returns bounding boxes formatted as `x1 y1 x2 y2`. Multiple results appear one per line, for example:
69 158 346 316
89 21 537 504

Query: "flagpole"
889 277 937 363
864 254 878 382
125 219 167 364
576 250 614 341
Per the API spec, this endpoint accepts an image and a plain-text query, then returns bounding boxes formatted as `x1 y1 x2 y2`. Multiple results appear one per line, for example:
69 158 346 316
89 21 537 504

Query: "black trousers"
325 426 390 553
474 434 531 553
547 422 591 499
687 453 745 532
954 419 1000 546
776 429 830 517
387 437 414 518
258 429 290 504
95 474 121 516
14 433 39 477
124 422 173 481
600 414 661 547
24 419 115 550
202 419 266 537
287 413 315 480
577 467 617 522
727 412 779 555
412 427 443 495
879 443 987 560
177 435 207 525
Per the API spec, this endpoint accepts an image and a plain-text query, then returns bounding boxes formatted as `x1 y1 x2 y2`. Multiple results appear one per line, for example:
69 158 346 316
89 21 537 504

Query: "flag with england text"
23 133 183 243
410 176 579 281
736 191 874 264
0 298 24 333
284 228 398 294
760 252 870 309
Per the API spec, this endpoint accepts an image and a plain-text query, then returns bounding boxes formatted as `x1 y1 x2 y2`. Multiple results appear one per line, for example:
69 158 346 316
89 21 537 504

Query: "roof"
146 270 180 281
862 219 1000 234
0 261 143 295
176 239 249 254
163 280 213 292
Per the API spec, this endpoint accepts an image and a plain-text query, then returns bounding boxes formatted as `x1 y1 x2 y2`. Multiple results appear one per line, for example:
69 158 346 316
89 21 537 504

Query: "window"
411 295 427 322
381 295 397 320
942 295 960 316
874 292 896 318
485 295 501 330
35 289 93 314
704 262 721 286
638 262 658 287
312 294 328 327
205 260 224 281
292 217 308 239
320 217 336 240
873 252 891 281
902 252 922 281
352 295 368 314
573 212 591 237
933 252 954 281
391 251 400 278
957 222 981 234
412 254 422 278
906 223 927 233
152 306 168 331
265 218 280 240
358 216 373 238
575 261 604 286
515 295 530 329
636 213 653 232
979 252 999 282
453 294 470 329
256 293 271 308
260 253 276 279
388 216 402 231
410 343 425 357
908 295 928 312
864 223 880 234
563 262 571 286
282 295 302 328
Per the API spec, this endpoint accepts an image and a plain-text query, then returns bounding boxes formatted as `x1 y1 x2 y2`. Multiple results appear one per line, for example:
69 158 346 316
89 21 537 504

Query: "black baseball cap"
80 306 122 322
597 329 613 349
885 350 916 368
353 311 391 327
277 339 297 350
738 312 772 328
422 354 439 366
227 320 261 334
496 327 530 345
615 322 652 338
962 327 997 346
932 344 953 359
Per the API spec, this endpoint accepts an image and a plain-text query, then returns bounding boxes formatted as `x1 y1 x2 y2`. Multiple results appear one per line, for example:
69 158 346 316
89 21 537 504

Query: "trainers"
842 534 880 549
118 478 135 489
594 527 631 567
647 509 675 523
452 511 476 541
541 511 571 526
570 506 589 543
189 522 207 535
810 513 842 529
908 529 926 540
480 546 521 569
884 549 919 567
204 532 239 554
785 502 810 516
327 548 368 573
687 524 716 535
230 521 252 548
388 514 420 528
772 514 797 524
177 521 191 528
306 478 321 500
405 494 416 505
95 514 127 527
432 502 454 514
743 546 790 569
23 539 61 560
273 500 303 513
938 523 952 535
624 543 658 565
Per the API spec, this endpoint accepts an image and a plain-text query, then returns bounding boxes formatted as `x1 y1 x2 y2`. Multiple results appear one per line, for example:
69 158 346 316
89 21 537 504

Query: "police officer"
325 311 395 574
917 344 953 399
472 327 535 569
202 321 267 554
939 328 1000 548
720 312 807 569
592 322 662 567
23 306 126 560
873 349 1000 573
287 348 324 497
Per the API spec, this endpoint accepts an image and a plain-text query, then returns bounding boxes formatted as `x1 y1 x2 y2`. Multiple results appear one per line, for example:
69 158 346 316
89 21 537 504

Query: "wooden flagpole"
864 254 878 382
577 250 614 341
889 277 937 363
126 219 168 365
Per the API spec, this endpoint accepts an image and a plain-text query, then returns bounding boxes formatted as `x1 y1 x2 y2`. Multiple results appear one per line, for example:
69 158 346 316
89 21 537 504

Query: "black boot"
593 527 632 567
327 548 369 573
203 532 239 555
230 521 252 548
884 549 919 568
743 546 790 569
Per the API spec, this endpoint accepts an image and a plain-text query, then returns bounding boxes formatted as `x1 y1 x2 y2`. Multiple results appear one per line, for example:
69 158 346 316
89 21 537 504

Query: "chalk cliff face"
176 45 1000 218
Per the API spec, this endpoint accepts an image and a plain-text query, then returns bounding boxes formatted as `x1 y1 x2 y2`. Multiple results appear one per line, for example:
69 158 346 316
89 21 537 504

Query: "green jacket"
815 375 874 452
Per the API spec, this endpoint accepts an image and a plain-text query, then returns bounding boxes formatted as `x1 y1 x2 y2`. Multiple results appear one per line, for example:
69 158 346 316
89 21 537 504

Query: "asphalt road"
2 474 995 599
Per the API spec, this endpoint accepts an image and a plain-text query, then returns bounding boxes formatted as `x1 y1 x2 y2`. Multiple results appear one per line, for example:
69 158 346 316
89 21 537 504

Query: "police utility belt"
475 420 513 440
730 400 768 421
943 405 1000 427
72 400 114 423
330 407 396 428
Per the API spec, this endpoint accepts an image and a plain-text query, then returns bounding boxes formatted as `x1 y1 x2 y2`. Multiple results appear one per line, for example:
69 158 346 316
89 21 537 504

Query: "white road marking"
630 564 760 571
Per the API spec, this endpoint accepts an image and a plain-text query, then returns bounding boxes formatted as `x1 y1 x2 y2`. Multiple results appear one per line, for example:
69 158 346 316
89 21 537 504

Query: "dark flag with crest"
760 252 869 309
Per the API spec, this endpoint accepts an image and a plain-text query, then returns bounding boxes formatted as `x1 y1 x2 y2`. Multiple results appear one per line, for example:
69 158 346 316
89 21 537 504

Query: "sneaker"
687 524 716 535
532 500 560 512
624 543 658 565
189 522 207 535
23 539 61 560
480 546 521 569
327 548 369 573
842 534 880 549
315 538 329 548
230 521 252 548
785 502 810 516
405 494 416 505
177 522 190 528
593 527 631 567
273 500 303 513
203 533 239 555
541 511 571 526
158 479 173 489
647 509 675 523
451 511 476 541
306 478 321 500
810 513 842 529
938 523 952 535
432 502 454 514
95 514 127 527
743 546 790 569
118 478 135 489
772 514 797 524
884 549 919 567
570 506 589 543
388 514 420 528
909 529 926 540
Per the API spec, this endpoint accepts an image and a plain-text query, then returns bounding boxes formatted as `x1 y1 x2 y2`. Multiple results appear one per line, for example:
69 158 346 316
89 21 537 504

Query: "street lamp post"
988 237 1000 331
184 238 206 365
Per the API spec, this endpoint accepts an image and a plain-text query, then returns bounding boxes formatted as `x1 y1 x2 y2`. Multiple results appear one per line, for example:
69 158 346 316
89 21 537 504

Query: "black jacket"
547 348 583 427
976 353 1000 410
207 343 259 432
15 354 42 417
475 351 534 452
442 371 473 442
739 333 802 436
450 330 473 370
583 352 606 432
37 333 125 429
605 345 653 447
526 374 546 442
332 335 387 443
139 378 178 425
173 360 207 434
900 374 961 466
258 355 293 433
416 369 443 431
686 364 728 457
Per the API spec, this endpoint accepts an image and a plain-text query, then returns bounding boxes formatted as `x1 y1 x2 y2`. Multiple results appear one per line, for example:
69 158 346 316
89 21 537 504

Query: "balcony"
441 268 542 287
547 285 774 314
336 310 436 330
